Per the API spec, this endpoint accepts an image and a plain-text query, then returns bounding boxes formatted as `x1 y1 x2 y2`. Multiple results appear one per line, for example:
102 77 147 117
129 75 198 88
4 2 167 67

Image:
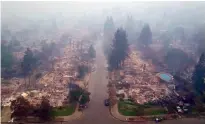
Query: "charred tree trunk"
24 76 27 88
28 74 31 88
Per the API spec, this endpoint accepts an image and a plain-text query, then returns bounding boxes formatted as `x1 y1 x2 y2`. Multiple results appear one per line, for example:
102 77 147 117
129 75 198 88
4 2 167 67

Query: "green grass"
118 100 140 116
144 107 167 115
50 105 76 117
118 100 167 116
1 79 10 84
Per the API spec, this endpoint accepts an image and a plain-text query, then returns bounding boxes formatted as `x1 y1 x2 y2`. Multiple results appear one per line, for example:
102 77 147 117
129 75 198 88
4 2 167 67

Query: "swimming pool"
158 73 172 82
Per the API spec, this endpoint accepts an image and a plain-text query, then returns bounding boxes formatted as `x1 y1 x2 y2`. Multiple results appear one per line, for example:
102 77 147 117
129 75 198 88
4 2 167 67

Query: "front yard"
1 104 76 122
118 100 167 116
50 104 76 117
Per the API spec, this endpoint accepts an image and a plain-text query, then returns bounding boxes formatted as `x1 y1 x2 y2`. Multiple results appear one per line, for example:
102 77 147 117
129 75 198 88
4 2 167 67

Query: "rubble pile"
1 78 25 106
33 40 93 106
12 52 25 61
113 49 170 104
1 39 94 107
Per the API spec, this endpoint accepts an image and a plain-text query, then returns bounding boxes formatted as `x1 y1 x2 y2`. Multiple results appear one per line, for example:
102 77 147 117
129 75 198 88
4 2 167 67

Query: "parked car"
79 104 88 109
104 99 109 106
155 117 163 123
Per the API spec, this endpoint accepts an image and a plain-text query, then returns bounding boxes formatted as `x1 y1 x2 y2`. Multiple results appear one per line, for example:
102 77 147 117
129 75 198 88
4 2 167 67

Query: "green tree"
174 26 186 42
88 45 96 58
60 34 70 44
192 53 205 95
42 42 52 61
22 48 36 75
160 31 173 50
165 48 194 73
77 65 89 79
108 28 128 70
104 16 115 39
21 48 38 86
69 87 83 103
103 16 115 56
37 97 52 121
125 16 136 43
10 96 32 120
193 25 205 55
79 91 90 105
1 43 14 78
1 44 13 70
138 24 152 46
42 42 60 60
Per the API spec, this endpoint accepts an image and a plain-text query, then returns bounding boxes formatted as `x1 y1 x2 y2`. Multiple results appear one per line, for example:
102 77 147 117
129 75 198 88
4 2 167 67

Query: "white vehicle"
176 106 183 113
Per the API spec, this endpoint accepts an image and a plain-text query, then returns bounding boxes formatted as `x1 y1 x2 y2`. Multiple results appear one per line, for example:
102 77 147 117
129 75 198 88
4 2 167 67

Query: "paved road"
67 41 204 124
68 41 128 124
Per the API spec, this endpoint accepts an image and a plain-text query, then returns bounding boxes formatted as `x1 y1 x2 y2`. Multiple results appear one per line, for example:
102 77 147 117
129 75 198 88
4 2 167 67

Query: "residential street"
65 40 204 124
67 41 128 124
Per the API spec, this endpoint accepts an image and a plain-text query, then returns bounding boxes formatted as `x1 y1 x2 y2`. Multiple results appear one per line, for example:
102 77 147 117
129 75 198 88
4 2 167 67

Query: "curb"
55 111 83 121
109 106 146 122
54 108 83 121
109 105 189 122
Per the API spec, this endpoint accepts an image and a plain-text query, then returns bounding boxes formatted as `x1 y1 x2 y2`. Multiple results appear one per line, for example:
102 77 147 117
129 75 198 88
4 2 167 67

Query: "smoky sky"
1 1 205 31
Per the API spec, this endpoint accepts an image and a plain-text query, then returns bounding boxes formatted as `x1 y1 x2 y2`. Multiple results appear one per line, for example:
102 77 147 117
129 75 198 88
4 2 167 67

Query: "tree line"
104 16 152 71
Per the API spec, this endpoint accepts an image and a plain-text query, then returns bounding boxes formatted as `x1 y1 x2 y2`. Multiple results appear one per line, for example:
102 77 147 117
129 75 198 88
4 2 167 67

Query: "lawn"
118 100 141 116
143 107 167 115
50 104 76 117
118 100 167 116
1 105 76 121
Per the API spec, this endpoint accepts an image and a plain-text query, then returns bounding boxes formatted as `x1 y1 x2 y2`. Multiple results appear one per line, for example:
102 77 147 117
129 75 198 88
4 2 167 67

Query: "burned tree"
88 45 96 58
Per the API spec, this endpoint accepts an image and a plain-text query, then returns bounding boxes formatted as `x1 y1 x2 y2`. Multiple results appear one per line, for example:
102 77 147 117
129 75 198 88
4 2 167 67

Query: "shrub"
10 96 32 119
35 73 42 79
37 97 52 121
77 65 89 79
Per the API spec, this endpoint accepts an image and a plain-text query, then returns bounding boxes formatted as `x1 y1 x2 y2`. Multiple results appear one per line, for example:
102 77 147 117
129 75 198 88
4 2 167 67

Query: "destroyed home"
110 47 171 104
1 2 205 123
1 36 95 107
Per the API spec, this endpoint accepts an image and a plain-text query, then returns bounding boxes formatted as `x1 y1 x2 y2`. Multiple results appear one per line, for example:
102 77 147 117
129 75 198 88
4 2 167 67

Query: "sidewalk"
56 71 93 121
110 103 181 122
57 71 93 122
110 103 146 122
